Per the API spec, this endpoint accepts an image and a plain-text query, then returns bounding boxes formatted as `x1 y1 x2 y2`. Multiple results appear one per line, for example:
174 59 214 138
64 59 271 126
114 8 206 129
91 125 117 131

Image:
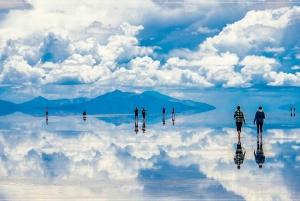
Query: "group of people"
234 105 266 169
134 107 176 134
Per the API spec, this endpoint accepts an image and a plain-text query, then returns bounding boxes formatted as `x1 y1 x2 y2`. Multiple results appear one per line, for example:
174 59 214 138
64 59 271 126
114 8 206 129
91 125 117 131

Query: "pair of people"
234 105 266 169
134 107 146 120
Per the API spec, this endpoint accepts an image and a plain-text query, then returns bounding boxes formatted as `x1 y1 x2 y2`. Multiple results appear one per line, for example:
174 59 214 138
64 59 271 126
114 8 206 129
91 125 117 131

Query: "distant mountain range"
0 90 215 116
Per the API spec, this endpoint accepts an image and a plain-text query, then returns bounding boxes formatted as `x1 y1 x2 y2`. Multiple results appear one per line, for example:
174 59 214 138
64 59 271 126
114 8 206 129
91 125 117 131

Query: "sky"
0 0 300 101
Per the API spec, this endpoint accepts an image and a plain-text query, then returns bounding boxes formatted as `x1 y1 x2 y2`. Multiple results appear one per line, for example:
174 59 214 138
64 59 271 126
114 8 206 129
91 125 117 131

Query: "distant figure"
142 122 146 133
291 107 293 112
234 142 246 170
172 107 175 125
83 111 87 121
46 116 48 125
254 133 265 169
234 105 246 141
163 119 165 126
134 121 139 134
254 106 265 135
46 107 48 116
142 108 146 120
134 107 139 120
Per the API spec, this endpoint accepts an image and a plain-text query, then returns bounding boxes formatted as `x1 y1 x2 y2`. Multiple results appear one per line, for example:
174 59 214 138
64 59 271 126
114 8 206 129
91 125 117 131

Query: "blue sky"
0 0 300 101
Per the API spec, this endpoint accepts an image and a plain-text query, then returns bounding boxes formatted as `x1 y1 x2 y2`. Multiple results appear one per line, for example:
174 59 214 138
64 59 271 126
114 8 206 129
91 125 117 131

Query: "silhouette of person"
172 107 175 125
162 107 166 118
46 107 48 116
134 121 139 134
234 141 246 170
291 107 293 112
142 122 146 133
234 105 246 141
142 108 146 120
254 106 265 135
46 116 48 125
83 111 87 121
134 107 139 120
254 133 265 168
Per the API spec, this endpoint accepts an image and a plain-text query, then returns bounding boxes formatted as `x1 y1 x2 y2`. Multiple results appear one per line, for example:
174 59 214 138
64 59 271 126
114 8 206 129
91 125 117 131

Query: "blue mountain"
0 90 215 116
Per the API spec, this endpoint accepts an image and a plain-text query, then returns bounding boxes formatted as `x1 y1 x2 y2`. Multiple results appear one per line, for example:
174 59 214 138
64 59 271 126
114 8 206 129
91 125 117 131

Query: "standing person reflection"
134 121 139 134
254 133 265 168
172 107 175 125
46 116 48 125
234 138 246 170
142 122 146 133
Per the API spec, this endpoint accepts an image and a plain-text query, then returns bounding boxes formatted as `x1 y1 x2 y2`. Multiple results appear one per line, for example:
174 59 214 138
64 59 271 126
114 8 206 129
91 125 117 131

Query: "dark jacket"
254 110 265 123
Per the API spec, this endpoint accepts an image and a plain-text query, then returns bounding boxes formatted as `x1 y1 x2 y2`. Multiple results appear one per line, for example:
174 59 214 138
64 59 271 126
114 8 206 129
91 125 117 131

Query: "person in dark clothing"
254 133 265 168
134 107 139 120
142 108 146 120
162 107 166 118
254 106 265 134
46 107 48 116
172 108 175 125
234 105 246 141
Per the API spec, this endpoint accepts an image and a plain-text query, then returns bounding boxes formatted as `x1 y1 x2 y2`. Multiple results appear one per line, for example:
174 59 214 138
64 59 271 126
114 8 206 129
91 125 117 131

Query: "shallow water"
0 109 299 200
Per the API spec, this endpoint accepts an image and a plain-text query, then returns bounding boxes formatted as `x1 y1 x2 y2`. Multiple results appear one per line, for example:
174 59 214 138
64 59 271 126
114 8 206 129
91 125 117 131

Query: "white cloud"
197 27 220 34
296 54 300 59
264 46 285 52
291 65 300 70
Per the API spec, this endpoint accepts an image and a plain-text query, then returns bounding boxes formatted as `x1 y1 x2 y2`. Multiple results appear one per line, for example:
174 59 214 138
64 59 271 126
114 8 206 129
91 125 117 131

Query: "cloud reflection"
0 113 299 200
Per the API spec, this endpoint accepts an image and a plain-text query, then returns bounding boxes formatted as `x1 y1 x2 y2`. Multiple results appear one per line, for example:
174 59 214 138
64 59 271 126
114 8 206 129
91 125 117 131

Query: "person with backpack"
254 106 265 135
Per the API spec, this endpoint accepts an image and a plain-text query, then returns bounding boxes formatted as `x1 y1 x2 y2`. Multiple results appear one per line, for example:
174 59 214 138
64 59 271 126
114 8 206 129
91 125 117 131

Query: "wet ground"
0 108 299 200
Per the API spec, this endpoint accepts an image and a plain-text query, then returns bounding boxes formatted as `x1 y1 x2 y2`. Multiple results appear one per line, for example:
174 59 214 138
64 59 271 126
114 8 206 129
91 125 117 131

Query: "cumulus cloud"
0 1 299 88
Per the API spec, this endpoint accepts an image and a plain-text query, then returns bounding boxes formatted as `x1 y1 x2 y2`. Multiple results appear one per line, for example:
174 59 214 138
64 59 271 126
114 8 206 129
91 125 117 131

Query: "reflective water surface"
0 109 299 200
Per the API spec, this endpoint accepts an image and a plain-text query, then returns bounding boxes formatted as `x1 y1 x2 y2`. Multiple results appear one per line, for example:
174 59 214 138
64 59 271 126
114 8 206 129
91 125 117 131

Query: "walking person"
234 105 246 142
134 107 139 120
254 106 265 135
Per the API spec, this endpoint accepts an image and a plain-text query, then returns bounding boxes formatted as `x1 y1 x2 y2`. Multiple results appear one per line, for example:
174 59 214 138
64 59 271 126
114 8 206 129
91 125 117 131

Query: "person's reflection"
254 133 265 168
142 122 146 133
134 121 139 134
83 111 87 121
234 136 246 170
162 107 166 126
46 116 48 125
172 107 175 125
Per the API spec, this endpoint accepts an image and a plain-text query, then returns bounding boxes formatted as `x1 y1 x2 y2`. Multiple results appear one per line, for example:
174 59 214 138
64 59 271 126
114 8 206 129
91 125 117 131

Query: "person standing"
142 108 146 120
134 107 139 120
234 105 246 142
46 107 48 116
254 106 265 135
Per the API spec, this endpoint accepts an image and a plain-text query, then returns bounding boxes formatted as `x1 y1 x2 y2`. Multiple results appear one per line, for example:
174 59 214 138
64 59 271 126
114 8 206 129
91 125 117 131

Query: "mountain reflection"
0 113 299 200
